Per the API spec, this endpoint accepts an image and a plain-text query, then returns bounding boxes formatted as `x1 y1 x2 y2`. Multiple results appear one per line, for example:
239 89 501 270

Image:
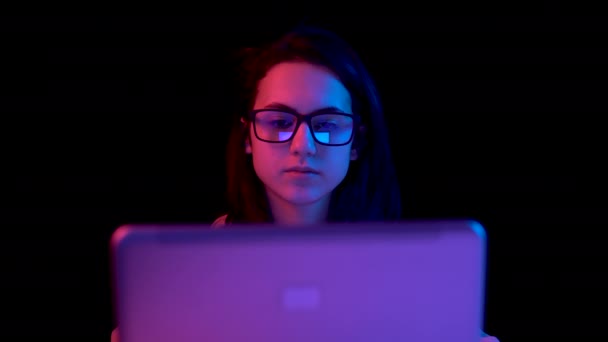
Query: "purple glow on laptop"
112 220 486 342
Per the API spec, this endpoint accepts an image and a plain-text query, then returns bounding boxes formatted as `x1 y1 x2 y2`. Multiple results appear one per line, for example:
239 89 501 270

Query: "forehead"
254 62 352 113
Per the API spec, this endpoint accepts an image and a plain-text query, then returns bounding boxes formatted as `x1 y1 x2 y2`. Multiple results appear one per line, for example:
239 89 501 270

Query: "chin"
274 187 330 206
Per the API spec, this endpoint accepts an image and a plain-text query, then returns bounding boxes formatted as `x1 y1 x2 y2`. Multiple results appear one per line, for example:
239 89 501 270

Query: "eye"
312 114 353 132
255 111 297 129
313 121 338 131
271 119 294 129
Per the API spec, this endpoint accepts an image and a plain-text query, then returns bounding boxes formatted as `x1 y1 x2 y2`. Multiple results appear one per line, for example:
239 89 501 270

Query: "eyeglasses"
248 109 360 146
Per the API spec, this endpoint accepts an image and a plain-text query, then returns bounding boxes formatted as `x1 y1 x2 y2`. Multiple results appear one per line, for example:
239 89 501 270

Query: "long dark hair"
224 24 402 223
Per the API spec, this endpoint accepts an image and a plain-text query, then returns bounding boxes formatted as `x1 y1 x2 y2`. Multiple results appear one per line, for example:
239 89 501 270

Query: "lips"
284 166 320 174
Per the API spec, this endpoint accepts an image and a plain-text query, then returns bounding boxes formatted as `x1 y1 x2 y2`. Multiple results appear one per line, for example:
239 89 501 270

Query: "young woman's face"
247 61 357 206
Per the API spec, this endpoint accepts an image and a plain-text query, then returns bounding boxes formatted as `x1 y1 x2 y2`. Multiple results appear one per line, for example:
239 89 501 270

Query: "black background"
1 4 607 341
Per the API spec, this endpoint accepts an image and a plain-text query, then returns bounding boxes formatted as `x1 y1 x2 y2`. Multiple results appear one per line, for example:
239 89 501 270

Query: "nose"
289 122 317 156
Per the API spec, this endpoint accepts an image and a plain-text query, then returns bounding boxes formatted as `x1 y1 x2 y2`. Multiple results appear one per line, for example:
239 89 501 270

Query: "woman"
112 24 499 342
215 23 401 226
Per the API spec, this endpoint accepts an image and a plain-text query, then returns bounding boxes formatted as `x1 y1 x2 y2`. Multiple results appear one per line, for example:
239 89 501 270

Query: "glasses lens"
254 111 355 145
254 111 297 142
311 114 354 145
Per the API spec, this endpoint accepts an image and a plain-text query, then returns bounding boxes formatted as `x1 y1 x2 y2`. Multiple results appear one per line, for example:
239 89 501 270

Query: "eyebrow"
262 102 348 115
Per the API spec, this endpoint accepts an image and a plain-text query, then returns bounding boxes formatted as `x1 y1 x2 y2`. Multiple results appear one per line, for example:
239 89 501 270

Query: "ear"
241 117 253 154
350 148 358 161
350 124 366 161
245 138 252 154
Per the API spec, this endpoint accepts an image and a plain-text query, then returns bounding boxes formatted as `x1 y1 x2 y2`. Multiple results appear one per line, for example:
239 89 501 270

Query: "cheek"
325 147 353 180
250 141 281 177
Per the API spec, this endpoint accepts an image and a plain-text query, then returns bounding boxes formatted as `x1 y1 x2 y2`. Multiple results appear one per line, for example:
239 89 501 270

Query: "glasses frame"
247 108 361 146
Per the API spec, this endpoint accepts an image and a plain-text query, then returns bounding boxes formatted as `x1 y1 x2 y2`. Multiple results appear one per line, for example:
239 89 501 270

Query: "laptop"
110 220 487 342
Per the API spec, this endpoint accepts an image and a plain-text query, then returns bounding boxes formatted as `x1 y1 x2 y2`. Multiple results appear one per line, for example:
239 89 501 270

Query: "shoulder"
211 214 228 227
481 331 499 341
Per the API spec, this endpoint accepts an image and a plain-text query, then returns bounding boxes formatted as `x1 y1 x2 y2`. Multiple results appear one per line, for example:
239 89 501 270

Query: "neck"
266 191 331 226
